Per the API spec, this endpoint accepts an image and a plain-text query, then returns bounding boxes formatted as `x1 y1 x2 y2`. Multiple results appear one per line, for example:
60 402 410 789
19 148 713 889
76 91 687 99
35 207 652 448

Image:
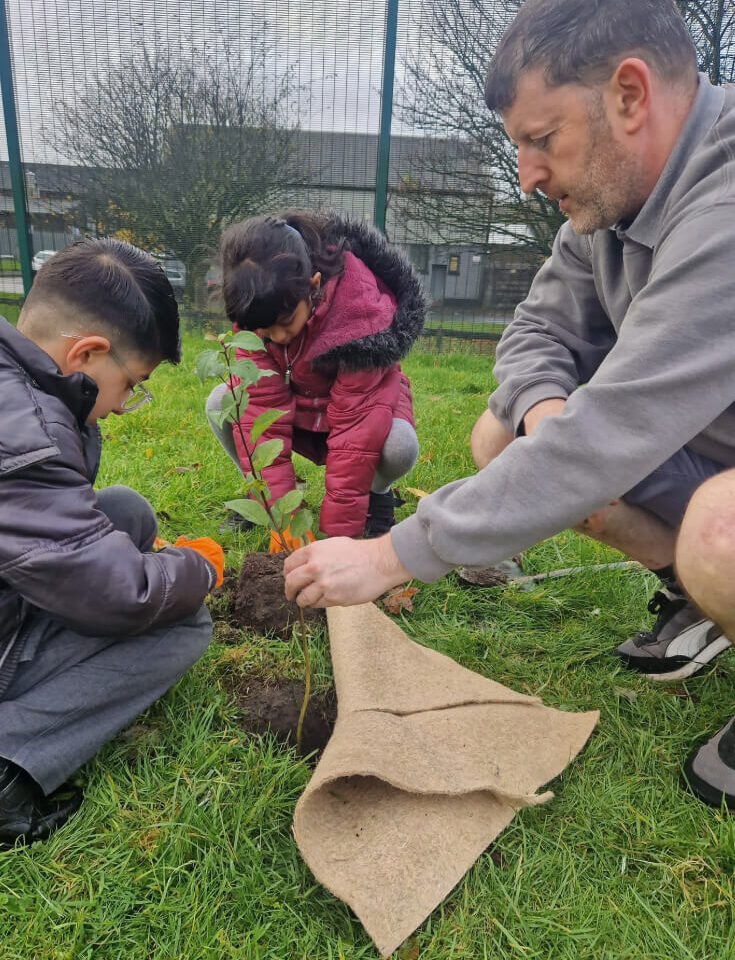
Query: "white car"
31 249 56 272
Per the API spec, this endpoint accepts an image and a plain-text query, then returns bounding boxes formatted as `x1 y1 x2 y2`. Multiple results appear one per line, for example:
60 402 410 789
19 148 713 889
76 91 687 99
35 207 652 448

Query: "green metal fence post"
374 0 399 234
0 0 33 295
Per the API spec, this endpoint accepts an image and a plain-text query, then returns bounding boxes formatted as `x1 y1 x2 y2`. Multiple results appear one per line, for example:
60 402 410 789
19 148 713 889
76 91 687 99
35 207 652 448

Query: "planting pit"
232 552 325 639
217 552 334 756
234 678 337 757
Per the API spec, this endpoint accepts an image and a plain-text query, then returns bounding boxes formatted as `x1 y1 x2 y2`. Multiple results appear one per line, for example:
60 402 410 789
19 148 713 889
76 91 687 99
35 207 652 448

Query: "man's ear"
607 57 651 135
310 271 322 292
60 335 111 375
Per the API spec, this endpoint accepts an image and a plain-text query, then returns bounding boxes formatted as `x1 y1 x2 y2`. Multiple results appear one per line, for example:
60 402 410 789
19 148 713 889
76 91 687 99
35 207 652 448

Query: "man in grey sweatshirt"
284 0 735 809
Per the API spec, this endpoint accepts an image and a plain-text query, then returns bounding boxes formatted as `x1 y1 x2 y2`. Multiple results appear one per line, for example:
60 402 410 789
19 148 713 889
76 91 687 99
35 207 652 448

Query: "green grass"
0 294 23 326
2 335 734 959
0 256 20 273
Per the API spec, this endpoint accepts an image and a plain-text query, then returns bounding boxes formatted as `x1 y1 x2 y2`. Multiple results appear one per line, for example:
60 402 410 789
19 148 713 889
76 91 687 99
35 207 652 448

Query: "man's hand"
522 397 566 435
283 534 412 608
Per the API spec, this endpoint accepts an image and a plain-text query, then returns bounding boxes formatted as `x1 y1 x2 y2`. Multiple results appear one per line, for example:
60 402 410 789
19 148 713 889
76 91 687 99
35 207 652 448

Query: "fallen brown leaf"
406 486 431 499
664 687 699 701
397 936 420 960
382 586 420 615
164 462 202 477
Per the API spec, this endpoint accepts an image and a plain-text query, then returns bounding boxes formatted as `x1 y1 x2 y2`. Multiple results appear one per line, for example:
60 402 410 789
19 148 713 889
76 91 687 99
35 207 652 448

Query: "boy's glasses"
61 332 153 413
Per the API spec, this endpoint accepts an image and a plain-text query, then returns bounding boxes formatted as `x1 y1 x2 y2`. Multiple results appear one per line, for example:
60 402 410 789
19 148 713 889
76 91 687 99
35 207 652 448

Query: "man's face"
502 69 648 233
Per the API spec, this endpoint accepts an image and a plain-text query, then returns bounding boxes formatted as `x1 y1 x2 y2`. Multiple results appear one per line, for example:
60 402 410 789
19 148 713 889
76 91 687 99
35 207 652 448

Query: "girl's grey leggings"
205 382 418 493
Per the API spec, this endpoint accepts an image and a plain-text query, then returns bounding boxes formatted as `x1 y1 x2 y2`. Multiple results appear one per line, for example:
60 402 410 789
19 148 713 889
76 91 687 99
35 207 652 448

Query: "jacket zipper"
283 340 305 386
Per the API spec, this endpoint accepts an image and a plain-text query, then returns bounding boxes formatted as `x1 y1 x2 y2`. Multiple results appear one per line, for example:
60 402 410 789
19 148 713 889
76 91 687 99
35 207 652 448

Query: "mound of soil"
235 677 337 757
233 553 325 639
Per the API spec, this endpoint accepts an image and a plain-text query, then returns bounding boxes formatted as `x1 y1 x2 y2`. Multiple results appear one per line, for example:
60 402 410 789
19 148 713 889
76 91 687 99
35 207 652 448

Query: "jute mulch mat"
293 602 598 957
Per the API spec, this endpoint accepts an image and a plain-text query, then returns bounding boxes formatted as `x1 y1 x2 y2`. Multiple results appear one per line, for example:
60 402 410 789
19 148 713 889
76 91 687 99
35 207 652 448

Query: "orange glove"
268 526 316 554
173 535 225 588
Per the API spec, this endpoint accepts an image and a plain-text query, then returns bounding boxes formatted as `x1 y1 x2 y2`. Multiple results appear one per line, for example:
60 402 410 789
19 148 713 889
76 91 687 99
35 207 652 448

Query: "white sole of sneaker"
645 634 732 682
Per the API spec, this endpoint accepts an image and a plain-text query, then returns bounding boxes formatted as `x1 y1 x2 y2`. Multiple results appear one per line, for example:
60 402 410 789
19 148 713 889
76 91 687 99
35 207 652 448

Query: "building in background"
0 130 542 316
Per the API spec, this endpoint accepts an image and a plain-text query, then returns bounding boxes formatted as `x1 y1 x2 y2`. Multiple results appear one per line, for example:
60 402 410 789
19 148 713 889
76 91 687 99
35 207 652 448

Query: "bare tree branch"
42 43 307 280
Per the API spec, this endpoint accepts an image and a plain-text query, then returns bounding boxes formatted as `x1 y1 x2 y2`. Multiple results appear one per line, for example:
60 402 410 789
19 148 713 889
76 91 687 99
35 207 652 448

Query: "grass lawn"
2 333 734 959
0 294 23 326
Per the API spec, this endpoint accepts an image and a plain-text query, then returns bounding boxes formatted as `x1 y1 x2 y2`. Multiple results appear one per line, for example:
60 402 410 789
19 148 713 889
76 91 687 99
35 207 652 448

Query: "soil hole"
232 552 325 639
234 677 337 757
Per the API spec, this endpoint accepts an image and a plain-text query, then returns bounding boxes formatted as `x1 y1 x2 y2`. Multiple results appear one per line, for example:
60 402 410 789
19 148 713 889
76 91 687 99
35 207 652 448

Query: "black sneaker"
683 717 735 809
218 510 254 535
364 489 405 539
0 760 82 851
613 589 730 681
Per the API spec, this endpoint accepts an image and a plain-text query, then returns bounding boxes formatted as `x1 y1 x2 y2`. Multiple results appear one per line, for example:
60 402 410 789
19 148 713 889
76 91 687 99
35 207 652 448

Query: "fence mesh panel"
2 0 733 349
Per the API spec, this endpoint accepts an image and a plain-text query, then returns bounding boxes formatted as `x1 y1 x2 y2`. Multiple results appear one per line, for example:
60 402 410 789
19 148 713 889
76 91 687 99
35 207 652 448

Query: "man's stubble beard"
567 104 649 235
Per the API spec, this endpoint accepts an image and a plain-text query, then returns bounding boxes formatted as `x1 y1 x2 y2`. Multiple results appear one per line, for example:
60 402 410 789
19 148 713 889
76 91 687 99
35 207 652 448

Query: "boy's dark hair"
485 0 698 113
24 238 181 362
220 210 348 331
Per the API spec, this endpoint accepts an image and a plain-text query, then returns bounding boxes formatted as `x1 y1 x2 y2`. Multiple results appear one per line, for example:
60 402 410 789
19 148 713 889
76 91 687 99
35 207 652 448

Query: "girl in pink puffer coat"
206 209 426 539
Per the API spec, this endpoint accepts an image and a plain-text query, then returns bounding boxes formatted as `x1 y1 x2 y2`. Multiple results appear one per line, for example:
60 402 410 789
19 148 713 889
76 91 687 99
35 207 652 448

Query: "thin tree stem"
295 607 311 755
221 340 312 751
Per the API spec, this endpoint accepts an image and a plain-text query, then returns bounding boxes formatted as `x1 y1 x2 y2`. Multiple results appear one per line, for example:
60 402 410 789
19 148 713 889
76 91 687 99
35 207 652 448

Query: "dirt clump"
233 552 325 638
235 677 337 757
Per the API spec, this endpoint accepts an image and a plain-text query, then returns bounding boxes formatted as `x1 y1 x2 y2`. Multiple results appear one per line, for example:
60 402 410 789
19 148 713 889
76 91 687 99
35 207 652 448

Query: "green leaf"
252 438 283 472
288 508 313 540
251 409 287 443
241 475 269 495
274 489 304 516
194 349 226 382
224 498 270 528
219 389 241 423
231 331 266 351
269 502 285 530
208 409 230 430
229 358 262 387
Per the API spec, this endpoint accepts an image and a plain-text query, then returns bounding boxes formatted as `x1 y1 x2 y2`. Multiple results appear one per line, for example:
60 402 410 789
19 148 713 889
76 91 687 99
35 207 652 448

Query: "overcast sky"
1 0 444 164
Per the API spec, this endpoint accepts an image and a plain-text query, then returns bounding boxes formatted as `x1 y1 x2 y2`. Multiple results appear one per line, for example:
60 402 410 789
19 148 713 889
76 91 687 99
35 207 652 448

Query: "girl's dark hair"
220 209 348 331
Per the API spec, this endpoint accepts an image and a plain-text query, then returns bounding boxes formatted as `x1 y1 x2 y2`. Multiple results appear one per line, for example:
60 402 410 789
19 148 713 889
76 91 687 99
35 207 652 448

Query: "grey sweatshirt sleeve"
391 202 735 581
489 224 617 434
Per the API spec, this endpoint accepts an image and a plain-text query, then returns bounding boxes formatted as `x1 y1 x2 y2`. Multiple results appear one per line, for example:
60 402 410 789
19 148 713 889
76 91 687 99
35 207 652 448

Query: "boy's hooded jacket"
231 214 426 538
0 318 213 696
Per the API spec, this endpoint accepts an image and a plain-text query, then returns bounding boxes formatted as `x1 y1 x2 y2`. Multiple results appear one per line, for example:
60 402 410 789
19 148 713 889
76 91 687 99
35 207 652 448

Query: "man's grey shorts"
622 445 727 527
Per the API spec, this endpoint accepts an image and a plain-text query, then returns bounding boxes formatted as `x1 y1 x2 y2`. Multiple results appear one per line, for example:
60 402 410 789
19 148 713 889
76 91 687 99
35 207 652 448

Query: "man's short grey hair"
485 0 698 113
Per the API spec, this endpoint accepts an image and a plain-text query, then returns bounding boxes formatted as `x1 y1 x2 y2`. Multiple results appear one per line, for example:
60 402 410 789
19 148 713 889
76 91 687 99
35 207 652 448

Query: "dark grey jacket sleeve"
489 224 617 433
0 417 213 637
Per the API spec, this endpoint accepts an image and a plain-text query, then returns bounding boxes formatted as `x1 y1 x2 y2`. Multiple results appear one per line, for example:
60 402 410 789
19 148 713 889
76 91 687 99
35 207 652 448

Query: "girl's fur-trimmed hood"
312 212 427 372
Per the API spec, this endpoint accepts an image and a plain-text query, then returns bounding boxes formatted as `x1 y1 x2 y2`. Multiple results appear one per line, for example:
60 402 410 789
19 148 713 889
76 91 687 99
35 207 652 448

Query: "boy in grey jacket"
284 0 735 810
0 239 223 848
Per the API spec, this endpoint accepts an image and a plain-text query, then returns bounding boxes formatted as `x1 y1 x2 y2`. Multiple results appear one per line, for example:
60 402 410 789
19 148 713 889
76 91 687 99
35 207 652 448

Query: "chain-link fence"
1 1 733 351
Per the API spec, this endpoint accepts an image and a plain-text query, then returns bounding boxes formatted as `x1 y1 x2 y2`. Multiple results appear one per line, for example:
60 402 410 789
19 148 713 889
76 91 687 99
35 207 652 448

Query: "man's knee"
96 485 157 551
676 471 735 607
470 408 514 470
